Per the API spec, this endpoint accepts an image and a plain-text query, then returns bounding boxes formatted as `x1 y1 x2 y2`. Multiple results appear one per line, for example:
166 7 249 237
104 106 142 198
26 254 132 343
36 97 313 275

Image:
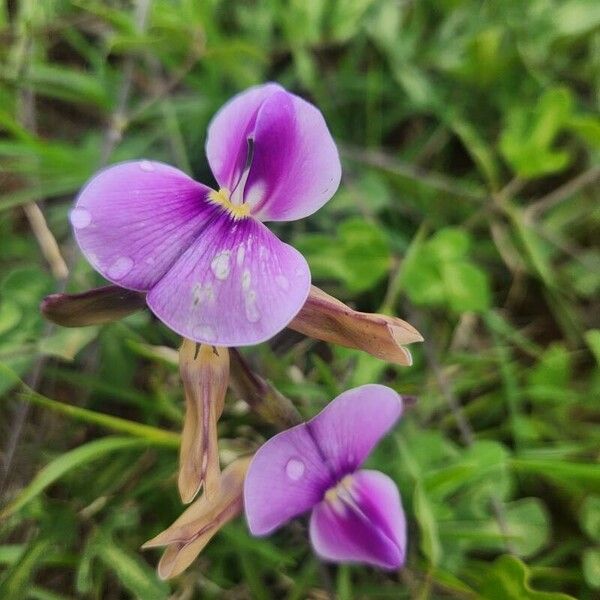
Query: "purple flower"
71 83 341 346
244 384 407 569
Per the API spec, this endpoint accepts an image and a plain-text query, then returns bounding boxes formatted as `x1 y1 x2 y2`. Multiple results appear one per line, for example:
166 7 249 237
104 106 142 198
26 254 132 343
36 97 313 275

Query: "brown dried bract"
290 286 423 365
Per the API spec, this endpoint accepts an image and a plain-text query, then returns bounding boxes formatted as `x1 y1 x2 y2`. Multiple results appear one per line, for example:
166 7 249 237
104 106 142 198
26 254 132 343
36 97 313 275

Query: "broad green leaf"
581 497 600 542
401 228 490 313
480 555 575 599
296 218 391 293
583 548 600 589
500 88 573 179
442 261 491 313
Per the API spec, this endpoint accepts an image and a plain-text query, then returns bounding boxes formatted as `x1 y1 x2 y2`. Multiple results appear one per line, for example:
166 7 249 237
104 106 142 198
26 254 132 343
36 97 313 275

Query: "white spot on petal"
244 180 267 208
285 458 305 481
107 256 134 280
244 290 260 323
236 245 245 266
193 324 215 341
211 251 231 280
276 275 289 290
242 269 251 291
140 160 155 172
70 207 91 229
192 283 214 306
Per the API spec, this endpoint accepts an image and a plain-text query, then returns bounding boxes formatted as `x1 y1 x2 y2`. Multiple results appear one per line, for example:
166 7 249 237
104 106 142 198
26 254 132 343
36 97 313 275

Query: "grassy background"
1 0 599 598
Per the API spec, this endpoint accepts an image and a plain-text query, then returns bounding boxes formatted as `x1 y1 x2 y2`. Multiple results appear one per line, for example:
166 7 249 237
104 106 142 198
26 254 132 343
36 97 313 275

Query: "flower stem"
2 365 180 449
229 349 302 429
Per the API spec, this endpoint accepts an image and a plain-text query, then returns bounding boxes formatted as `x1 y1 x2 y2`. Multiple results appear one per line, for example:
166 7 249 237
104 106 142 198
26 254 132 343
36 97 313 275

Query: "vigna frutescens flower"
244 385 407 569
70 83 341 347
42 84 419 578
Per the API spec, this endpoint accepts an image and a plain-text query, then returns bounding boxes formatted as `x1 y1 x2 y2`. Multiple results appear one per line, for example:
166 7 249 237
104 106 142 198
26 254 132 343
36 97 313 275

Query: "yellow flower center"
208 187 251 220
324 474 355 505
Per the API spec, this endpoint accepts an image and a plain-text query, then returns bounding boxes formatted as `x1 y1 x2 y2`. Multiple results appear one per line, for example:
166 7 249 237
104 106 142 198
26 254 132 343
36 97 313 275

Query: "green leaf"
512 459 600 493
427 228 470 261
95 540 169 599
38 326 99 361
500 88 573 179
442 262 491 313
580 497 600 542
0 537 53 600
401 228 490 313
583 548 600 589
413 482 441 566
0 437 148 519
585 330 600 365
526 343 573 403
480 555 576 599
503 498 550 557
296 218 391 293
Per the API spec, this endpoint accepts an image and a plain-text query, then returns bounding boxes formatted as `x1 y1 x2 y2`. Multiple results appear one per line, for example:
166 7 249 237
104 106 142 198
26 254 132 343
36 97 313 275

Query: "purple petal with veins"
244 384 407 569
309 470 406 569
71 83 341 346
72 160 213 292
147 210 310 346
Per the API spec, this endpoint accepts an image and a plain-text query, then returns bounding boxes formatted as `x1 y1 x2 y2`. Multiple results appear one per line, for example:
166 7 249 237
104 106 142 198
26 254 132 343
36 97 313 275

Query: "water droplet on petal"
285 458 305 481
107 256 134 280
70 207 91 229
211 251 230 280
140 160 155 172
275 275 289 290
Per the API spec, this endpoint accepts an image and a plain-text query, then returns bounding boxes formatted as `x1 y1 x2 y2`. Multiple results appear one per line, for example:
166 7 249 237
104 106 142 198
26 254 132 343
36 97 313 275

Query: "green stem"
2 366 179 448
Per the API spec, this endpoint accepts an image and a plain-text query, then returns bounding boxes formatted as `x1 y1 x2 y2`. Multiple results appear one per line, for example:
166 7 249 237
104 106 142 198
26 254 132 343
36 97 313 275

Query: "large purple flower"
71 83 341 346
244 385 407 569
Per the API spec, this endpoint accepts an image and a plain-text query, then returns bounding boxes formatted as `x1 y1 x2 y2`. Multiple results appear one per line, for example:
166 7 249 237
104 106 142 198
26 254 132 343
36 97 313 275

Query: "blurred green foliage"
0 0 599 598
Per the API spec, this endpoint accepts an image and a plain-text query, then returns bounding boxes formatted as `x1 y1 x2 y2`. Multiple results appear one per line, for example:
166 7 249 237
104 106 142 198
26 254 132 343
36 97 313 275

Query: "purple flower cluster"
71 84 410 575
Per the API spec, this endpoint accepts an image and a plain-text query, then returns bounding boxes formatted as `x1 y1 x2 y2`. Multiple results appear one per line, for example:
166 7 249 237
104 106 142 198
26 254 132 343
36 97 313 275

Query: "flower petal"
206 83 283 191
178 341 229 504
308 384 403 477
244 385 403 536
244 422 333 536
40 285 146 327
309 470 406 569
290 285 423 365
146 212 311 346
72 160 213 291
244 89 341 221
143 457 250 579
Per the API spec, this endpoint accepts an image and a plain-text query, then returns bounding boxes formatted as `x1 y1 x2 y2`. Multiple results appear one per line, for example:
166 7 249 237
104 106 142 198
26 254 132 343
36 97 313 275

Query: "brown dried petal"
178 341 230 504
143 456 250 579
289 286 423 365
40 285 146 327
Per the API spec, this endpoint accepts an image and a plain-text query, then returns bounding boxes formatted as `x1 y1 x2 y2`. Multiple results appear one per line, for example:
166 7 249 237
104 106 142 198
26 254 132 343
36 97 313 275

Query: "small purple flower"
244 384 407 569
71 83 341 346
